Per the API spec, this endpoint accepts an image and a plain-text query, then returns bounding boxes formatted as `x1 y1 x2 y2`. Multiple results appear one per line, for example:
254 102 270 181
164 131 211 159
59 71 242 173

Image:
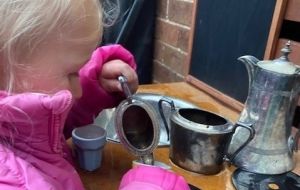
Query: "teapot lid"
258 41 299 75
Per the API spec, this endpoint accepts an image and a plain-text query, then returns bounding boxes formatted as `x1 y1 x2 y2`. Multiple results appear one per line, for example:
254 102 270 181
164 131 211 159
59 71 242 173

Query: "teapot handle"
224 121 255 163
118 75 133 103
158 97 175 141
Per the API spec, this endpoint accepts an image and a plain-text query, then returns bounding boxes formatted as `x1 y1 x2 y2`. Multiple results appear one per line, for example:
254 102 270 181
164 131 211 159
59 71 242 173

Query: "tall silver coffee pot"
228 42 300 174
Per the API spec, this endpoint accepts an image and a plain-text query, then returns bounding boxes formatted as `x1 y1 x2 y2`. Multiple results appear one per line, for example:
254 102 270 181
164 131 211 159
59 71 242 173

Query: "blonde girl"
0 0 138 189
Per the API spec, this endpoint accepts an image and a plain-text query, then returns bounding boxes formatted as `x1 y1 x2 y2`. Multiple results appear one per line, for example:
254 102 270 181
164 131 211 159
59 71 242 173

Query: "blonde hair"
0 0 104 93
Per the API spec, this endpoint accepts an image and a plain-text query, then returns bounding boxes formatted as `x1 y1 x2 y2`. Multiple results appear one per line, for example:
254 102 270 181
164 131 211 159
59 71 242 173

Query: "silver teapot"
228 42 300 174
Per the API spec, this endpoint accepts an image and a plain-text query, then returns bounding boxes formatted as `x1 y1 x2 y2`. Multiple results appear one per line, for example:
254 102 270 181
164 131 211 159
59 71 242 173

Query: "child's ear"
96 32 103 48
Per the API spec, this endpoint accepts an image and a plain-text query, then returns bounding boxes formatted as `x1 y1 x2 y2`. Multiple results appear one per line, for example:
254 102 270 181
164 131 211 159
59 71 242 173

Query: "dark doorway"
102 0 156 84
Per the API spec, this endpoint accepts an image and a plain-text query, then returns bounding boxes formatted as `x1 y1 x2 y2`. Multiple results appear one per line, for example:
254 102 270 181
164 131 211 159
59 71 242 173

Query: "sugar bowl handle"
158 97 175 141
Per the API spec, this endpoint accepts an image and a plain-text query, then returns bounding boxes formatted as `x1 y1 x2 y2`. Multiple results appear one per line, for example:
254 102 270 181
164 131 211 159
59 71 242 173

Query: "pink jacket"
0 45 136 190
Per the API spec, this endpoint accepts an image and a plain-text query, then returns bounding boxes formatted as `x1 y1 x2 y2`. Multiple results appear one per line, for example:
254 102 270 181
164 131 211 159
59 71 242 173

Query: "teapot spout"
238 55 259 93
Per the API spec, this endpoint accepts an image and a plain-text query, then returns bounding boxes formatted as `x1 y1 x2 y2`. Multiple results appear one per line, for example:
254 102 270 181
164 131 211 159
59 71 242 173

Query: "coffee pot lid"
258 41 299 75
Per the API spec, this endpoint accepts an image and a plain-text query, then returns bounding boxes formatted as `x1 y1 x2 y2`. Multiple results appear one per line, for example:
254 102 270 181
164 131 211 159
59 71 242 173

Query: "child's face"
14 0 101 99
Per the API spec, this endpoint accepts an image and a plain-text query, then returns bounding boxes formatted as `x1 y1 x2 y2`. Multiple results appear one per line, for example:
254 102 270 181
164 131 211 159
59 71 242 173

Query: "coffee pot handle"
158 97 175 141
224 121 255 163
293 128 300 152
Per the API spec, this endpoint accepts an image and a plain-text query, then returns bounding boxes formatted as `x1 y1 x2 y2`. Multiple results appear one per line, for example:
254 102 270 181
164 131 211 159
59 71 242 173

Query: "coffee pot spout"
237 55 259 92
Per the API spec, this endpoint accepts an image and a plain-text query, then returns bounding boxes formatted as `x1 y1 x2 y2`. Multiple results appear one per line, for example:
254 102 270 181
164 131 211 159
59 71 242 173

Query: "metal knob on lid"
278 40 291 62
258 41 299 74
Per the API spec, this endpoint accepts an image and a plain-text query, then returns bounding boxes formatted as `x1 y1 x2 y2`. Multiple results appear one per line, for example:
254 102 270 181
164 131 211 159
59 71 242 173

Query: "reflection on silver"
94 93 198 147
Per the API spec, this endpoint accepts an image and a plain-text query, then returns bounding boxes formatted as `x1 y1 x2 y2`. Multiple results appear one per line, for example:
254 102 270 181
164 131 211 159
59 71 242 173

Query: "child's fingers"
100 60 138 93
99 78 122 92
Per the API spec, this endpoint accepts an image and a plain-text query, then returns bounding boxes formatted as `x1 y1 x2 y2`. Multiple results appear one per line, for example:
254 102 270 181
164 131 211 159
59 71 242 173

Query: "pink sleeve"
64 45 136 138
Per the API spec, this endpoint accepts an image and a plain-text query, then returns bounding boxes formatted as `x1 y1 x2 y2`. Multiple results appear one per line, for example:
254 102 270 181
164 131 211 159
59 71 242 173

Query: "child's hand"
99 59 138 94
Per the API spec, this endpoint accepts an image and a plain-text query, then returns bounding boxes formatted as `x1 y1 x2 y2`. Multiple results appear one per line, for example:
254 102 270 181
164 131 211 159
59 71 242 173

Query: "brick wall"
153 0 195 83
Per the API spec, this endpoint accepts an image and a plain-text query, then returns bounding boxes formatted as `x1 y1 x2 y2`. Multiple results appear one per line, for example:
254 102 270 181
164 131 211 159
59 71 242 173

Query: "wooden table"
77 82 300 190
